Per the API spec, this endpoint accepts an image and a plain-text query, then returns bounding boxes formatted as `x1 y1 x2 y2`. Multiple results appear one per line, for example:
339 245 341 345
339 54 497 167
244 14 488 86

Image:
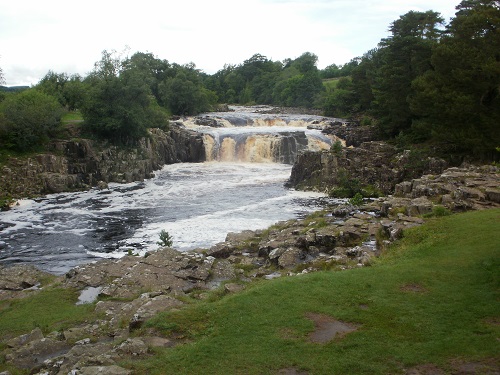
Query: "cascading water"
180 106 336 163
0 107 341 275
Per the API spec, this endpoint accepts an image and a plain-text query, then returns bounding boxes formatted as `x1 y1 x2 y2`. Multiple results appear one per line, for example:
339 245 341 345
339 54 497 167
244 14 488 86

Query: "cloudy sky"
1 0 459 86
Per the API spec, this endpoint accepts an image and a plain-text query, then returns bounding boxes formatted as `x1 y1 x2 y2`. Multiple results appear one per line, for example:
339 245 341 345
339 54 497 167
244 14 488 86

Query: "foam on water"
0 162 330 274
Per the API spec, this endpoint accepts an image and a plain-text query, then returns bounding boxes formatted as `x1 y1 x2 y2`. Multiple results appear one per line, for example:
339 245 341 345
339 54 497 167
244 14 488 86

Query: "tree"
157 230 173 247
273 53 324 108
320 63 341 79
373 10 444 137
80 50 169 143
36 71 69 106
0 89 63 151
321 77 357 116
121 52 173 104
410 0 500 157
62 75 85 111
159 66 217 115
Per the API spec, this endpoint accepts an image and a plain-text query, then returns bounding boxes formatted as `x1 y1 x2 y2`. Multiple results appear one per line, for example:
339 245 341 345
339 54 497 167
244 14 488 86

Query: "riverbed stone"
6 328 44 350
76 365 132 375
5 336 70 369
278 247 306 268
0 265 52 291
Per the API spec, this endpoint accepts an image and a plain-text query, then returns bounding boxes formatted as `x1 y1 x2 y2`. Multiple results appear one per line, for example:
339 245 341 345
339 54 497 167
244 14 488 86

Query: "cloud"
1 0 459 86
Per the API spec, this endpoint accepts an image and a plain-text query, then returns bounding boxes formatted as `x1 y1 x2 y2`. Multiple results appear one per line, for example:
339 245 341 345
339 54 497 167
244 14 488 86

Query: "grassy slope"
0 287 95 340
134 209 500 374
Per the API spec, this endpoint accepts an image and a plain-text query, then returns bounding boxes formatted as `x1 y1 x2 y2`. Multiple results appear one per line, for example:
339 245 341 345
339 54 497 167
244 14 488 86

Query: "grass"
132 209 500 374
322 78 341 90
61 110 83 123
0 210 497 374
0 287 95 341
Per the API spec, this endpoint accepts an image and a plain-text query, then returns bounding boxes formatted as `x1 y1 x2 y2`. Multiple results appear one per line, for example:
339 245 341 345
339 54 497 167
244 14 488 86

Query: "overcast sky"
1 0 460 86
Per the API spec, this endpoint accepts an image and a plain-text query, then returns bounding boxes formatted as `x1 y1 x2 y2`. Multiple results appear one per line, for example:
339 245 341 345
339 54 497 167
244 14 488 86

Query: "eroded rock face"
321 123 381 147
1 125 206 199
393 165 500 211
286 141 447 195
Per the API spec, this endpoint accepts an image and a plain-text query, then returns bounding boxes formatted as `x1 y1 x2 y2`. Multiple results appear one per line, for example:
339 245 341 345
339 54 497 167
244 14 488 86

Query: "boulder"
278 247 305 268
5 336 70 369
130 295 184 329
6 328 44 350
407 197 433 216
485 188 500 203
224 283 246 293
0 265 52 291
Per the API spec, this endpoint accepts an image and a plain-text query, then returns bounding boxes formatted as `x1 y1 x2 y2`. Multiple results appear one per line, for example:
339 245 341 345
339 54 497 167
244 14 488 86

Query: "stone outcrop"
0 125 205 200
321 122 381 147
286 141 448 195
390 165 500 212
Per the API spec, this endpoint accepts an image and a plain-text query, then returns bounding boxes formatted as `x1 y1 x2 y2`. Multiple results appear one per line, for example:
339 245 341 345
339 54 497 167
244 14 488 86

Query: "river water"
0 107 338 275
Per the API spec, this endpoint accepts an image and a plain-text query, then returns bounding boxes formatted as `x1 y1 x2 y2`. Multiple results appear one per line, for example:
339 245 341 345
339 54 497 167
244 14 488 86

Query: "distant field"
61 110 83 123
322 77 341 90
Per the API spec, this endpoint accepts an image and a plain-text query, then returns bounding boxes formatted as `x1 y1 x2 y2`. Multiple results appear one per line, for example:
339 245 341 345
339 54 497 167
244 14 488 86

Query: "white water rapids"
0 107 341 275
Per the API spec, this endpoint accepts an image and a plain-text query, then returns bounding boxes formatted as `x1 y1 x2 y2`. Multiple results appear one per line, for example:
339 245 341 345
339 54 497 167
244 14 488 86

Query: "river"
0 107 339 275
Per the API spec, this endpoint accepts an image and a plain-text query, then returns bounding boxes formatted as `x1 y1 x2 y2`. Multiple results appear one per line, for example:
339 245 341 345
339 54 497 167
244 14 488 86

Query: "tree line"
0 0 498 160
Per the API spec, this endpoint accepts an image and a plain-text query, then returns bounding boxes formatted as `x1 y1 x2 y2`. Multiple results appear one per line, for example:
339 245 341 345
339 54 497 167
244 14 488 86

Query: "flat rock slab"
306 312 358 343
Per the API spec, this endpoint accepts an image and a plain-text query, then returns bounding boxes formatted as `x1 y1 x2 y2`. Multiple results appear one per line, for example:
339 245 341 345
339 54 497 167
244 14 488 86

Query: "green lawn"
134 209 500 374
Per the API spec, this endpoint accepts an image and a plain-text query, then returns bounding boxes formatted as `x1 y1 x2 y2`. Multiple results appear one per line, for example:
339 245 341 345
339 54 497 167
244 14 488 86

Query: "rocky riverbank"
286 141 448 195
0 125 205 202
0 164 498 374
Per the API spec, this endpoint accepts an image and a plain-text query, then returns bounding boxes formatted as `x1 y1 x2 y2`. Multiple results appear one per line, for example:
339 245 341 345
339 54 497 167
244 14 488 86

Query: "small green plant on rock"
157 229 173 247
331 140 343 155
349 192 364 206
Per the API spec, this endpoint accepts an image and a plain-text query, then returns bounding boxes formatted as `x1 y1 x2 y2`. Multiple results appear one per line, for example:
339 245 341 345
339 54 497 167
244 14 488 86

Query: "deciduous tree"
0 89 63 151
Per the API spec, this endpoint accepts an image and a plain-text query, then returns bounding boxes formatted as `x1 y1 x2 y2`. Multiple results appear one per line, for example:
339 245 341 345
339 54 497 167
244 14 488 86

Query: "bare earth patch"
400 283 428 293
277 368 309 375
405 358 500 374
305 312 359 344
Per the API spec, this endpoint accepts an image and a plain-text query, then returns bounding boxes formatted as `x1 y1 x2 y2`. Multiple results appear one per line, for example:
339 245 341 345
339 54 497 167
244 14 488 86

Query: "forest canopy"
0 0 498 160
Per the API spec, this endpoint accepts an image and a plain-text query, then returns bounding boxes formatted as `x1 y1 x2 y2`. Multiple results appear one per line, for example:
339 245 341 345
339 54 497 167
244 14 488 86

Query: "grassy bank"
132 209 499 374
0 209 498 374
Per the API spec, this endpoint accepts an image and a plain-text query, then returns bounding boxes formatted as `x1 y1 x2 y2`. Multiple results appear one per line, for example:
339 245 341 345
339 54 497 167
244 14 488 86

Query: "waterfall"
180 106 337 164
204 132 311 164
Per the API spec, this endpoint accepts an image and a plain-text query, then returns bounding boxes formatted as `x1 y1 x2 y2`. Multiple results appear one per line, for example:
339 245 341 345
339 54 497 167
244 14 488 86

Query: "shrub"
331 140 343 155
349 192 364 206
157 230 173 247
0 89 63 151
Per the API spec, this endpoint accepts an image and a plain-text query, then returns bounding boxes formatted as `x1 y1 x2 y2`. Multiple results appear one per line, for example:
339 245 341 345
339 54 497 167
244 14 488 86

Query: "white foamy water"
0 107 343 275
0 162 330 275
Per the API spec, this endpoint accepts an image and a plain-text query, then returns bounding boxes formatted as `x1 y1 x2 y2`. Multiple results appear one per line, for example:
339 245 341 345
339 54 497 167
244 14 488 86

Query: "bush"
349 192 364 206
331 140 343 155
0 89 63 151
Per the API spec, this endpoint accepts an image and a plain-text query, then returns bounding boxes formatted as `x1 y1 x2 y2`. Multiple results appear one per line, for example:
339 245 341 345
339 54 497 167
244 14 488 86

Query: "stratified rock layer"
286 141 447 194
1 125 205 199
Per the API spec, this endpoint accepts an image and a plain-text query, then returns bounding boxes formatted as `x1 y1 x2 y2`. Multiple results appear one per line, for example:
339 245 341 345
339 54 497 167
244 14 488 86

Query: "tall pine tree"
410 0 500 158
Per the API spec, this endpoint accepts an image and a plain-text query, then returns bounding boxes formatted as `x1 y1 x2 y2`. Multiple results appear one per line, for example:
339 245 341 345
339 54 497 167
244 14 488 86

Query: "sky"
1 0 460 87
